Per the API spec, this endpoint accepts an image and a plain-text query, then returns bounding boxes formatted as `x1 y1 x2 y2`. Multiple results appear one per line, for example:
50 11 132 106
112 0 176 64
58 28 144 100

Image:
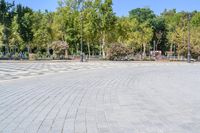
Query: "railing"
0 52 199 62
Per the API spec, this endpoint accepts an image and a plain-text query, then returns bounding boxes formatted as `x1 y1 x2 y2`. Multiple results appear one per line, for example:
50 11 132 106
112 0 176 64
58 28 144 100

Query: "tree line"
0 0 200 60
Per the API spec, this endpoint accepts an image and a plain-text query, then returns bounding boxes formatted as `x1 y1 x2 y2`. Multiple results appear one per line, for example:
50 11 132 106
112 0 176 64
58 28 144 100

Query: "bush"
0 52 3 58
24 52 29 59
36 51 43 59
51 41 69 59
12 53 20 59
29 53 37 60
143 57 155 61
107 43 131 61
4 53 10 58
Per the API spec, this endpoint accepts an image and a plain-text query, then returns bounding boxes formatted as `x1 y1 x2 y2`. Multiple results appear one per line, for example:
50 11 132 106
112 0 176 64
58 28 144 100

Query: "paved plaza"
0 61 200 133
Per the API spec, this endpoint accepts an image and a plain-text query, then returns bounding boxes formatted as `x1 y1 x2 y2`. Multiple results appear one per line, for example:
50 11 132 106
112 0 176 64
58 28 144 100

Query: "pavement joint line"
0 62 200 133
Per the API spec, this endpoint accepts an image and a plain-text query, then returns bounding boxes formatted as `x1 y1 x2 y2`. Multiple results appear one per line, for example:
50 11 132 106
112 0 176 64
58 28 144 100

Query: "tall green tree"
0 0 15 52
54 0 80 54
191 27 200 58
137 22 153 57
151 17 168 53
99 0 116 58
191 12 200 27
20 12 33 53
14 5 34 53
0 24 3 45
82 0 100 58
9 15 23 53
190 12 200 58
115 17 139 52
32 11 53 54
163 11 188 56
129 8 155 23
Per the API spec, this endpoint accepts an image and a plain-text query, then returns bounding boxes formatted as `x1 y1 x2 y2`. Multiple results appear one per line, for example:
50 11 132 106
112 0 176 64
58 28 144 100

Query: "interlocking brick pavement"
0 61 200 133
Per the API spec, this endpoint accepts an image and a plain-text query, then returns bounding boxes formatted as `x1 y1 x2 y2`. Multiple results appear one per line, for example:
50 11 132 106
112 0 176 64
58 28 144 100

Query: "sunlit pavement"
0 61 200 133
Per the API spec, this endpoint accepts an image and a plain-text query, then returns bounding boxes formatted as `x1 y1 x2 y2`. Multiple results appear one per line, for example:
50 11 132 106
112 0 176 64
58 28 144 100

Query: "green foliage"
0 0 200 60
32 11 52 51
191 13 200 27
99 0 116 58
116 17 138 46
129 8 155 23
0 24 3 44
151 17 168 53
9 15 23 50
191 27 200 58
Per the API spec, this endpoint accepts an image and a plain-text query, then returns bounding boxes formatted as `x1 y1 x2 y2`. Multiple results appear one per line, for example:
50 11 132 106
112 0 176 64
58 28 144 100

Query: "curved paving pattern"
0 62 200 133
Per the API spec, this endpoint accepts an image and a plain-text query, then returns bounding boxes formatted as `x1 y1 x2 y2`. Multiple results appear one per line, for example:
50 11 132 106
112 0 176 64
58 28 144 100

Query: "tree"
0 0 15 53
0 24 3 44
167 26 187 56
190 13 200 58
164 11 188 56
115 17 139 52
190 27 200 58
191 12 200 27
31 11 53 54
137 22 153 57
53 0 81 55
0 0 14 24
1 0 200 60
99 0 116 58
151 17 168 53
129 8 155 23
21 12 33 53
82 0 100 59
14 5 34 54
9 15 23 53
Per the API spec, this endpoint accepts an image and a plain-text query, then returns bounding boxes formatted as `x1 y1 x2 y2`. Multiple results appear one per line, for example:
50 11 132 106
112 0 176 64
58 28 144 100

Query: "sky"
6 0 200 16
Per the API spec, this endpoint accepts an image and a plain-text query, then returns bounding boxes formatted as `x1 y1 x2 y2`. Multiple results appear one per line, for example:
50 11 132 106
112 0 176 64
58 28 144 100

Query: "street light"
174 44 176 60
187 13 191 63
79 0 84 62
80 13 84 62
153 40 156 59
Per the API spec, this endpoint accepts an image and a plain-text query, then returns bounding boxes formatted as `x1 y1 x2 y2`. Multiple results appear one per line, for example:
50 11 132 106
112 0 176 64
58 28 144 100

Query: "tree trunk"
99 40 102 56
143 43 146 58
87 42 90 60
102 33 106 59
76 43 79 55
27 44 30 54
170 44 173 53
65 50 68 59
92 50 95 56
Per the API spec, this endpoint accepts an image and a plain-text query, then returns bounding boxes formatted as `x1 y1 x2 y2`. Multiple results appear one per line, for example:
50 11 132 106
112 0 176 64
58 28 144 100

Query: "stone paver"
0 62 200 133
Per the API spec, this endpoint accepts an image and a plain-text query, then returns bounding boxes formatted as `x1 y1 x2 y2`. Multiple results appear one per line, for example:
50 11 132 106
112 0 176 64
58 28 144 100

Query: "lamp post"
80 13 83 62
187 13 191 63
174 44 176 60
153 40 156 59
79 0 84 62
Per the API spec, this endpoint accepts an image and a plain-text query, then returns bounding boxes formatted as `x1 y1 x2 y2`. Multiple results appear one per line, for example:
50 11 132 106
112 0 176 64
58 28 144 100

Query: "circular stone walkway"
0 62 200 133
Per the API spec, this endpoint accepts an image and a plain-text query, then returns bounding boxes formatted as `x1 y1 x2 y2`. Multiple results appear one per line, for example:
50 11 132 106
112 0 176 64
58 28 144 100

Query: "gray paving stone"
0 62 200 133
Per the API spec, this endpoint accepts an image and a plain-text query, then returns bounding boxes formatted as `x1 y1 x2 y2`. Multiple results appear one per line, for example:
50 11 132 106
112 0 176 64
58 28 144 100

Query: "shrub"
0 52 3 58
4 53 10 58
12 53 20 59
51 41 69 59
107 43 131 61
143 57 155 61
29 53 37 60
36 51 43 59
